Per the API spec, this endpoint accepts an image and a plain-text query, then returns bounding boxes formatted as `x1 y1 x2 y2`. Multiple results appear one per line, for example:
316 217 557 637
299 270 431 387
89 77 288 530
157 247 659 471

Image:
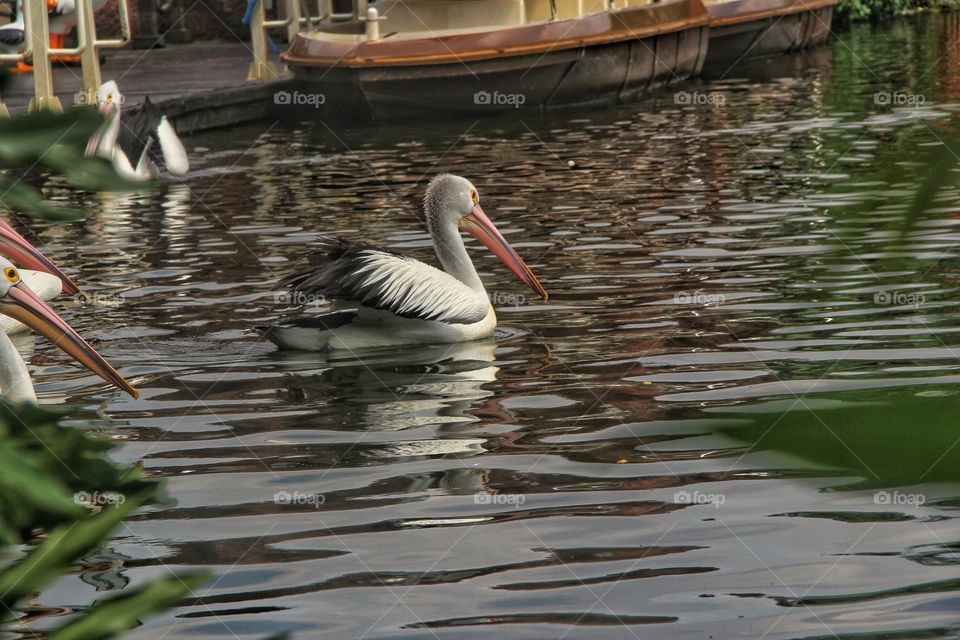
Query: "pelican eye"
470 190 478 205
4 267 19 283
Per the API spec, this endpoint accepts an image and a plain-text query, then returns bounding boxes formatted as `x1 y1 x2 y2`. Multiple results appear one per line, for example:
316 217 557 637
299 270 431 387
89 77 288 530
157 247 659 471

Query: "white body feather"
268 305 497 351
266 258 497 351
0 330 35 402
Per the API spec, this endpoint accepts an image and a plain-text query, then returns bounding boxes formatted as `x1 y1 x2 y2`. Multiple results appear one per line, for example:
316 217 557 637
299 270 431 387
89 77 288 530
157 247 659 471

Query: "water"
14 14 960 639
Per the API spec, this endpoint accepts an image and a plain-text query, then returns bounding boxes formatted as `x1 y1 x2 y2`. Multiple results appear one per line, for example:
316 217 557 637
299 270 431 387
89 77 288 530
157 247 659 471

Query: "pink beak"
459 204 547 300
1 280 138 398
0 220 80 296
85 100 116 157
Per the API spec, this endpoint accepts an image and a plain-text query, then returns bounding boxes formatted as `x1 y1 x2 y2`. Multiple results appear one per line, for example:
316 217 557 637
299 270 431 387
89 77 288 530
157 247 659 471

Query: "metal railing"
0 0 33 116
0 0 130 113
247 0 365 81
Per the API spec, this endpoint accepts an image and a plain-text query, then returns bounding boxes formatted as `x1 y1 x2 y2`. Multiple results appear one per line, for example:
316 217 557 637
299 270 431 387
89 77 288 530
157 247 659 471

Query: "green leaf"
42 152 146 192
0 176 82 220
0 445 84 519
0 108 102 162
48 572 211 640
0 491 151 612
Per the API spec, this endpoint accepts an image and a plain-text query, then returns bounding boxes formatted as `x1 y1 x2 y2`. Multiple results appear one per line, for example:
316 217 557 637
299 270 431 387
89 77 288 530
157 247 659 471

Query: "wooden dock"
2 42 289 135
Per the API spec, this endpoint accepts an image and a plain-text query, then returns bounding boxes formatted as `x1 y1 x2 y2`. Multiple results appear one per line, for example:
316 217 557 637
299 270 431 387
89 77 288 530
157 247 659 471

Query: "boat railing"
0 0 131 114
247 0 325 80
244 0 660 78
248 0 365 81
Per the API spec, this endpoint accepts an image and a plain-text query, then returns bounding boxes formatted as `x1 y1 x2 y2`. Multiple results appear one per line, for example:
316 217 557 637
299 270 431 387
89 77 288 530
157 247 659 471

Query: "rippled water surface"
16 15 960 640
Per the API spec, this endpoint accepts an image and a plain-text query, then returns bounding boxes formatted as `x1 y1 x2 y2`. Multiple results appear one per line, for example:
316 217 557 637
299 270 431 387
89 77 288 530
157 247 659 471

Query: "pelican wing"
283 237 489 325
116 99 154 169
156 116 189 175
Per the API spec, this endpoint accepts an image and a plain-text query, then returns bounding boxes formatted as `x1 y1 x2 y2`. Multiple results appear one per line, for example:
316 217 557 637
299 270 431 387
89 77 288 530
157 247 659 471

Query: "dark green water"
10 13 960 640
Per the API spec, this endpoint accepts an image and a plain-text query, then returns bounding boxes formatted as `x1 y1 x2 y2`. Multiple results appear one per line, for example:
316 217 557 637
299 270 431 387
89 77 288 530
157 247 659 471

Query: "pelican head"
0 219 79 295
85 80 122 157
424 174 547 300
95 80 121 119
0 256 137 398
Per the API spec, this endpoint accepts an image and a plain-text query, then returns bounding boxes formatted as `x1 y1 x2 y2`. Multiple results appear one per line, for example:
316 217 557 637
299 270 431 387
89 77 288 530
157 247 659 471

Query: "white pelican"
48 0 108 54
0 255 137 403
86 80 190 181
259 174 547 351
0 270 61 334
0 0 32 72
0 1 24 55
0 218 82 334
0 218 79 296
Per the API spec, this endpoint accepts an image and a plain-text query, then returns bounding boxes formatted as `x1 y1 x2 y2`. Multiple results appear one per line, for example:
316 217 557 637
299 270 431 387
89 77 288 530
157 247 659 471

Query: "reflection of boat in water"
282 0 710 118
702 0 835 69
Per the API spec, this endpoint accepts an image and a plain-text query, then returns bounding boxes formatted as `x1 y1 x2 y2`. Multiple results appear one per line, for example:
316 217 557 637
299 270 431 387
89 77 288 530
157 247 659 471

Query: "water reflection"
10 14 960 640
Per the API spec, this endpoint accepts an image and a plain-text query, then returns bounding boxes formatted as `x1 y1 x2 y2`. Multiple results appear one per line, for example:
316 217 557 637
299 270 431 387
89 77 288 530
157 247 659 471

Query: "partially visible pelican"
0 218 79 295
48 0 108 53
259 174 547 351
0 1 24 54
0 255 136 403
86 80 190 181
0 217 81 334
0 270 62 335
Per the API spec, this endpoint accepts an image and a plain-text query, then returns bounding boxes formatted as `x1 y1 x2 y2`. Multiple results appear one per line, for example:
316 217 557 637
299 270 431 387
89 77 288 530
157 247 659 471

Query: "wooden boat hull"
704 0 836 67
281 0 709 119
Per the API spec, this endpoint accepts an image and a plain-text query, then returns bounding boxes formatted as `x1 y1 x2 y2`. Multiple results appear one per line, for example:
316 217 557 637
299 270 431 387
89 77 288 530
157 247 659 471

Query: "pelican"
86 80 190 181
0 1 24 54
0 218 79 296
258 174 547 351
48 0 108 54
0 255 137 403
0 218 82 334
0 0 31 72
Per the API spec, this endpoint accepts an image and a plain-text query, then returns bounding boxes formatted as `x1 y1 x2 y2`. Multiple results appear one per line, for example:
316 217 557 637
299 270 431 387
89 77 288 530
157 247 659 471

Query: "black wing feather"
117 95 163 167
281 237 488 324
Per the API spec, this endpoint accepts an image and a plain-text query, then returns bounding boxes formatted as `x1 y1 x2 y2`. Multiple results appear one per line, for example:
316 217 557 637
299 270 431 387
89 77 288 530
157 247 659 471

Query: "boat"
281 0 710 118
702 0 836 69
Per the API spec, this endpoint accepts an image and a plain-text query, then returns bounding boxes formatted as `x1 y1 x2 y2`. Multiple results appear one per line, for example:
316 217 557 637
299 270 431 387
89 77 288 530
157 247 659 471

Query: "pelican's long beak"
85 100 116 157
0 281 138 398
460 204 548 300
0 220 80 296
